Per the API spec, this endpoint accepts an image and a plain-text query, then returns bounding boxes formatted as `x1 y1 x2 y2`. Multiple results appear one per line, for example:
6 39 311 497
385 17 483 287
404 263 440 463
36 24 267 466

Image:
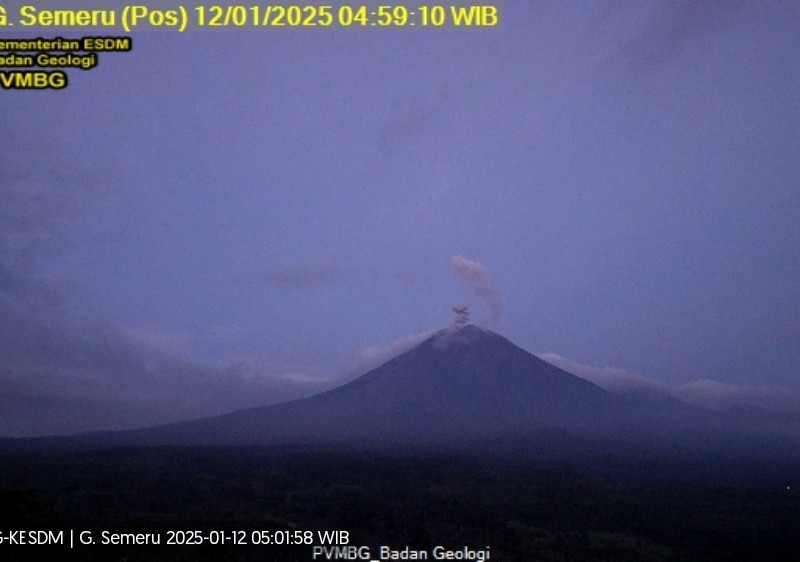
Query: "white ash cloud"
450 255 503 324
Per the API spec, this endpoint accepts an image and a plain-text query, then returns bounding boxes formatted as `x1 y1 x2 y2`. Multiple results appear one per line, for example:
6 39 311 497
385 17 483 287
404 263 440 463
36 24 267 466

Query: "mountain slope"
6 325 795 460
108 326 622 447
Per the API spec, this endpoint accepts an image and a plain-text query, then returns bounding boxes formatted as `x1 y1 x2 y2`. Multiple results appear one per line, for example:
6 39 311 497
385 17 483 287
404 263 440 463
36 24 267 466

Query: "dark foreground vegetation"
0 446 798 561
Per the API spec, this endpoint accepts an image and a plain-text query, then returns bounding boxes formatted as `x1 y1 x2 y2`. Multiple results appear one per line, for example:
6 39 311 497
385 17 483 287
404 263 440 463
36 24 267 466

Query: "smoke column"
450 255 503 324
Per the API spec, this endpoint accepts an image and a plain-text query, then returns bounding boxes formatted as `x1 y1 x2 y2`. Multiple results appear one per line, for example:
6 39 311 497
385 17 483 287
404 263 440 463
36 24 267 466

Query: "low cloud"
0 304 329 437
541 352 800 414
315 328 441 390
672 379 800 414
355 329 439 374
278 372 330 385
540 353 669 395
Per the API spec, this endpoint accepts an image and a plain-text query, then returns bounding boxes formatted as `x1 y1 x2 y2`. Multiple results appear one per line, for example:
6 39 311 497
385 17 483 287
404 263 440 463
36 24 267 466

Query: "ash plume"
450 256 503 324
452 305 470 327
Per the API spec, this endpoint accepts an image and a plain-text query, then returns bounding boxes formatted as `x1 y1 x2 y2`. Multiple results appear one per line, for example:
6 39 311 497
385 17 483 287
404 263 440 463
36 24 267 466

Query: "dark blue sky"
2 1 799 435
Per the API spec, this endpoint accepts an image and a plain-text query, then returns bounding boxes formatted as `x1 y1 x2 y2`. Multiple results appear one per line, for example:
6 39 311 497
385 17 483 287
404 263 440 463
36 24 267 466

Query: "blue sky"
2 1 799 435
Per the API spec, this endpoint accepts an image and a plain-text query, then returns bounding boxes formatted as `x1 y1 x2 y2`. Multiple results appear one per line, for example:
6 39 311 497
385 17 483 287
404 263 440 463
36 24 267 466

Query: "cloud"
394 269 418 284
0 123 327 437
0 152 72 282
263 264 340 288
355 329 439 374
379 96 440 150
450 255 503 324
540 353 669 395
616 1 742 71
541 352 800 414
672 380 800 414
278 372 329 385
0 300 329 437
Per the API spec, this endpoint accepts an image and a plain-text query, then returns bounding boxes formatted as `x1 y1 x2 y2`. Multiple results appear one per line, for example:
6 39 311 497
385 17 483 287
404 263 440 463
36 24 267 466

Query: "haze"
2 1 799 436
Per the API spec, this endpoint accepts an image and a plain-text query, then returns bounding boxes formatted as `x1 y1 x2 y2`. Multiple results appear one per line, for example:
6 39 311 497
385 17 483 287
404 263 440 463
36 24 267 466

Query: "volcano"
101 325 630 448
6 325 799 459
